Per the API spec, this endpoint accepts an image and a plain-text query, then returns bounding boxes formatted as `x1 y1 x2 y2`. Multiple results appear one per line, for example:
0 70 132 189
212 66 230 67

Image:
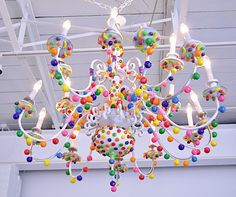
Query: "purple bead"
110 181 116 186
144 61 152 68
178 144 185 150
13 113 19 120
108 41 113 46
149 32 154 36
198 128 205 135
26 156 33 162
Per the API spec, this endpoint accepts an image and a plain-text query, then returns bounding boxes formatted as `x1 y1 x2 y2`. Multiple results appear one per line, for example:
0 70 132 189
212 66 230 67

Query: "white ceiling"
0 0 236 130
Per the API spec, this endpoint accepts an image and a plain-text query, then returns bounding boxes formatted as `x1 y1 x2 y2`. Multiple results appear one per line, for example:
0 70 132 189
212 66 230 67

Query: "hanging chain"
84 0 134 12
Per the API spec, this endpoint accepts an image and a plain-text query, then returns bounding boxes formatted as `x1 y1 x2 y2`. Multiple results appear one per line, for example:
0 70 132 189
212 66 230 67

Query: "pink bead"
111 186 117 192
127 95 131 102
186 130 192 136
133 167 139 173
183 85 191 93
102 91 109 97
72 95 79 102
195 140 200 146
218 95 225 102
151 137 158 143
106 49 111 55
66 162 70 167
191 149 197 155
62 130 68 137
87 155 93 161
162 82 167 87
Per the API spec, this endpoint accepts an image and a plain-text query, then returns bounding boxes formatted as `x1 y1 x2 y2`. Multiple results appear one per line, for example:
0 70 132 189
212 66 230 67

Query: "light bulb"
190 91 203 113
186 103 193 127
29 80 42 100
110 7 118 18
169 33 176 54
36 107 46 129
62 20 71 35
64 78 71 97
180 23 191 40
204 56 214 81
168 84 175 96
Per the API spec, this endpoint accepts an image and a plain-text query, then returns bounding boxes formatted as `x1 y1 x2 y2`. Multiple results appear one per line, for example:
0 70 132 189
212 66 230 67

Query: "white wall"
20 166 236 197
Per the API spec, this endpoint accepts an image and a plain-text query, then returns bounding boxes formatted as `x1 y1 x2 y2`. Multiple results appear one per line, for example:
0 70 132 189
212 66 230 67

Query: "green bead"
16 130 23 137
159 128 165 134
65 169 70 175
119 143 123 147
112 133 117 137
84 104 90 110
95 89 101 96
164 154 170 160
55 72 62 80
168 113 174 118
102 129 105 133
146 101 151 107
186 53 191 59
109 170 115 176
64 142 71 148
58 80 63 86
192 72 200 80
145 38 153 46
154 86 161 92
124 94 128 100
212 131 217 138
211 120 218 128
142 31 147 36
111 104 116 108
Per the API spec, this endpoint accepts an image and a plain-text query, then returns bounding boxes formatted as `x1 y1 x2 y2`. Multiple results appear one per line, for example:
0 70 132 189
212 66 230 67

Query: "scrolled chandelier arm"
13 3 227 192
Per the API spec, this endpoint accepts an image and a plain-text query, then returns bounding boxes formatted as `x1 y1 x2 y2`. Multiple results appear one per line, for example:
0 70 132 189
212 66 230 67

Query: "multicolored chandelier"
13 3 227 192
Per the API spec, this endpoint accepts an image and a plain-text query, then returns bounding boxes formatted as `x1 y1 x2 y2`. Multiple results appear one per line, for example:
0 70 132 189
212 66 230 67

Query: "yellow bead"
101 134 106 139
211 141 217 147
61 84 70 92
43 159 50 167
143 93 149 100
196 58 204 66
153 119 160 126
74 124 81 130
171 68 177 74
117 92 123 99
135 108 140 114
149 173 155 179
135 88 143 96
173 127 180 134
174 159 180 166
26 138 33 145
116 181 120 187
142 85 147 90
121 135 126 139
70 177 76 184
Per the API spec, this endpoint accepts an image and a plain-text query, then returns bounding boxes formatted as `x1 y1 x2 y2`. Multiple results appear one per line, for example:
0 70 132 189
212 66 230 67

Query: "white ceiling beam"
0 0 60 130
17 0 62 130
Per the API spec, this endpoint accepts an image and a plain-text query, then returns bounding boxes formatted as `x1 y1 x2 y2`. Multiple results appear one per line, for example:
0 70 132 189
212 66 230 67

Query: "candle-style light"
62 20 71 36
64 78 71 98
204 56 214 81
36 107 46 129
29 80 42 100
168 84 175 96
186 103 193 127
169 33 177 54
190 91 203 114
180 23 191 41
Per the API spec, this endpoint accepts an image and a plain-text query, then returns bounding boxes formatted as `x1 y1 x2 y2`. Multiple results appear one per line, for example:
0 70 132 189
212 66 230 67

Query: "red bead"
150 97 155 104
24 149 30 155
83 166 89 172
196 149 201 155
157 146 163 151
164 121 170 128
204 147 210 153
52 138 59 145
80 98 87 105
148 115 155 122
70 133 76 139
139 174 145 180
140 76 147 84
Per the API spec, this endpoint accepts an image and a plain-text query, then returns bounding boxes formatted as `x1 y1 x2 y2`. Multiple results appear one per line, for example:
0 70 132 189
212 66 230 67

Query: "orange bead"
87 96 93 103
146 47 154 55
67 51 72 56
153 98 160 105
79 119 85 125
143 121 149 128
195 50 201 57
40 141 47 148
90 145 95 151
130 156 136 163
72 112 79 119
167 136 174 142
183 160 189 167
156 114 163 121
50 48 58 56
107 58 112 65
137 102 143 108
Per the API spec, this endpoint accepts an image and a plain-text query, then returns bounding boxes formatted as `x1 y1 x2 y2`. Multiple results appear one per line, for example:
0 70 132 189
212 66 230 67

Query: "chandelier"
13 0 227 192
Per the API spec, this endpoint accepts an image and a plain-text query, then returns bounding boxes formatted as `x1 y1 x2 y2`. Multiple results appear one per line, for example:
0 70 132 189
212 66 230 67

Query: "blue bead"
162 100 169 107
110 181 116 186
198 128 204 135
168 76 174 81
83 91 88 95
178 144 185 150
91 94 97 100
144 61 152 68
109 159 115 164
192 156 197 162
141 106 146 110
172 96 179 104
108 41 113 46
13 113 19 120
127 103 134 109
51 59 58 66
147 87 152 91
147 128 154 134
26 156 33 162
108 66 112 72
131 94 138 102
16 108 22 114
77 106 83 113
92 76 97 81
218 106 226 113
69 121 75 127
77 175 83 181
151 106 158 112
56 152 62 158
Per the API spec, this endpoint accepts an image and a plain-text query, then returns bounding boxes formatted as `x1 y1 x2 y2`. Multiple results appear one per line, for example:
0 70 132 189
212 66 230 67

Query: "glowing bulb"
204 56 214 81
64 78 71 98
190 91 203 113
168 84 175 96
36 107 46 129
29 80 42 100
186 103 193 127
110 7 118 18
180 23 191 40
169 33 176 54
62 20 71 35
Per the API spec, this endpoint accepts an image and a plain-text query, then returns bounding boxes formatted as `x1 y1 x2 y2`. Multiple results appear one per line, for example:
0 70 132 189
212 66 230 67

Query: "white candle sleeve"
29 80 42 100
168 84 175 96
36 108 46 129
186 103 194 127
204 57 214 81
169 33 176 54
190 91 203 113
